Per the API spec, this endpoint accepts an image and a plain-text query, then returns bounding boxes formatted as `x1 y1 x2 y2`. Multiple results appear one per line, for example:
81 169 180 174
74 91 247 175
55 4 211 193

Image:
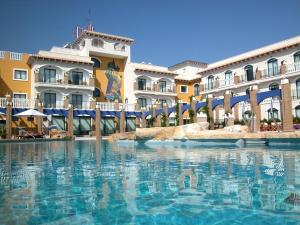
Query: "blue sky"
0 0 299 66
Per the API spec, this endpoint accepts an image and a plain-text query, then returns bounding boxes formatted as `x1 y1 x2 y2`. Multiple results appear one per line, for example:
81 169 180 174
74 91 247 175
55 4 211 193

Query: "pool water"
0 140 300 225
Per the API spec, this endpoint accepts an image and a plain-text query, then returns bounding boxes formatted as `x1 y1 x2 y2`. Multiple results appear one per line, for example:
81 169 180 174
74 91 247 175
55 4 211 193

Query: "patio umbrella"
14 109 47 117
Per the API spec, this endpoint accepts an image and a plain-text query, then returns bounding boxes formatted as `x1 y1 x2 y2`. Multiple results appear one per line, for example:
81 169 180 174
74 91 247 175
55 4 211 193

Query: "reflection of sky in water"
0 141 300 225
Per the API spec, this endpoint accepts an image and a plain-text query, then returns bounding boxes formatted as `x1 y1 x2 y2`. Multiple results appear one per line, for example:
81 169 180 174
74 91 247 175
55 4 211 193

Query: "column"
120 110 125 133
191 97 197 123
5 95 12 139
141 109 146 128
234 73 240 85
280 79 293 131
178 100 184 126
249 85 261 132
207 94 214 129
234 104 239 121
224 91 234 126
63 96 69 108
114 100 119 133
37 102 43 134
163 103 169 127
95 105 101 139
67 105 74 138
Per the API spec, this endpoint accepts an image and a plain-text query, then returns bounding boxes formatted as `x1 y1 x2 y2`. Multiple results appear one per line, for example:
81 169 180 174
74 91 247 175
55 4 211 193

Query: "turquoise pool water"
0 140 300 225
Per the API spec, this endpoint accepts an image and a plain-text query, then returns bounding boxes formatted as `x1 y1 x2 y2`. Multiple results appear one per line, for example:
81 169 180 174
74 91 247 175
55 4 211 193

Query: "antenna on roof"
86 9 94 31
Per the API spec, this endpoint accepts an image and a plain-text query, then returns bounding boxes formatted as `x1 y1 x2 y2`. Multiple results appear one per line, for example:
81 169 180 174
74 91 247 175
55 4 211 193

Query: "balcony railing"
97 102 115 111
133 82 176 94
12 98 35 108
35 74 94 88
68 79 89 86
36 75 63 84
43 101 64 109
291 89 300 100
286 62 300 74
10 52 22 61
0 51 4 59
261 69 281 79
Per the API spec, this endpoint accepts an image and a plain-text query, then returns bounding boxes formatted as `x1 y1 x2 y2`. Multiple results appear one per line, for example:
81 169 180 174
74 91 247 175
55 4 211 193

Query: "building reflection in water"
0 141 299 224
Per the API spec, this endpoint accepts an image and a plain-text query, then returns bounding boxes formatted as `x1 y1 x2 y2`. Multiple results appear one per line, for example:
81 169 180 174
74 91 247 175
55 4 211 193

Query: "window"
91 38 103 48
245 65 254 81
180 85 188 93
44 93 56 108
138 78 147 90
71 94 83 109
297 79 300 99
295 105 300 118
13 94 26 99
194 84 200 96
138 98 147 108
93 88 101 97
225 70 232 86
70 71 84 85
267 58 278 76
159 81 167 92
269 83 279 90
44 68 56 83
294 51 300 71
268 108 279 120
91 58 101 68
207 75 214 90
13 69 27 81
243 110 252 120
160 99 167 108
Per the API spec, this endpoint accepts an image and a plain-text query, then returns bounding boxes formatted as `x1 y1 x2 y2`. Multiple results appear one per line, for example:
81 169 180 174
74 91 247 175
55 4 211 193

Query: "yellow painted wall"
175 80 202 103
91 55 125 103
0 52 31 97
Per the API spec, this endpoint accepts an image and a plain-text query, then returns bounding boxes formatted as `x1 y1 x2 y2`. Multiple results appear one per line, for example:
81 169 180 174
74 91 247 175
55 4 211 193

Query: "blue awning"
101 111 120 118
168 106 175 115
195 102 206 111
12 108 28 115
0 108 6 114
125 111 142 118
257 89 281 104
74 109 96 118
155 108 163 117
230 95 249 108
44 108 68 117
144 111 151 118
212 99 224 110
181 104 191 114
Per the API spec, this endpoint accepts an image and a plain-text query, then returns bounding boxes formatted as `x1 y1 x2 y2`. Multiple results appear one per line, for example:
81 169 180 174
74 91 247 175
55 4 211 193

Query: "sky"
0 0 299 67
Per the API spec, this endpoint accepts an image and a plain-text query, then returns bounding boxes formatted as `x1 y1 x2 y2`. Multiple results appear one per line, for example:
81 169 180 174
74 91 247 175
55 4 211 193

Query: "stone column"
67 105 74 138
5 95 12 139
255 68 262 80
90 98 96 110
120 110 125 133
191 97 197 123
163 103 169 127
178 100 184 126
114 100 119 133
89 75 95 87
215 106 220 123
64 72 69 85
63 96 69 109
280 79 293 131
280 61 287 75
224 90 232 114
207 94 214 129
95 105 101 139
249 85 261 132
37 102 43 134
234 104 239 121
141 109 146 128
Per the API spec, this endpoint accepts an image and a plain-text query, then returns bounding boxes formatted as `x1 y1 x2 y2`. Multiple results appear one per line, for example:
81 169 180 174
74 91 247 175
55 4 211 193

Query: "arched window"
269 83 279 90
294 51 300 71
245 65 254 81
91 58 101 68
91 38 104 48
268 108 279 120
267 58 278 76
194 84 200 96
295 105 300 118
244 110 252 120
207 75 214 90
224 70 232 86
296 79 300 99
93 88 101 97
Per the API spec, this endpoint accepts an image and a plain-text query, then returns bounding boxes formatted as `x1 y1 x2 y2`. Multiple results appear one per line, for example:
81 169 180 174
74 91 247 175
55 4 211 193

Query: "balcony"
133 82 176 95
286 62 300 74
43 100 64 109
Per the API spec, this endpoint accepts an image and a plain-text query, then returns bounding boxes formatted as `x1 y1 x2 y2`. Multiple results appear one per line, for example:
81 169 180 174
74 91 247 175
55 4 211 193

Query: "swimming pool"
0 140 299 225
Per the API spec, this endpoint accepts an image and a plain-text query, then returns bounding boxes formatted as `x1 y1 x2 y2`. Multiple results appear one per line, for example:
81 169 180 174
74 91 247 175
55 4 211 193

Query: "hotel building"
0 27 299 137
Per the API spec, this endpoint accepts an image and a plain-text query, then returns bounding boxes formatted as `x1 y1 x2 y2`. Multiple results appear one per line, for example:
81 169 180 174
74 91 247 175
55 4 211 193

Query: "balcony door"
267 58 278 76
138 98 147 108
245 65 254 81
159 81 167 92
294 52 300 71
297 79 300 99
44 69 56 83
138 78 146 90
44 93 56 108
71 71 83 85
72 94 83 109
